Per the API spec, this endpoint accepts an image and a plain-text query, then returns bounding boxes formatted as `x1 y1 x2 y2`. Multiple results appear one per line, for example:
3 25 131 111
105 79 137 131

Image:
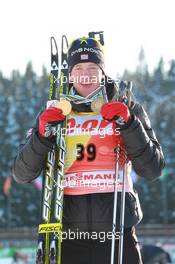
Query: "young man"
12 37 165 264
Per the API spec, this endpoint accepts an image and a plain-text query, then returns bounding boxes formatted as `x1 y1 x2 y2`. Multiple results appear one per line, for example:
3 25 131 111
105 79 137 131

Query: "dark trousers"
61 227 143 264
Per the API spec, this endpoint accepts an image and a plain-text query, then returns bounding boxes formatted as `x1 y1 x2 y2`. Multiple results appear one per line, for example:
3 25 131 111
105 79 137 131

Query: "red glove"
39 107 65 137
100 101 130 125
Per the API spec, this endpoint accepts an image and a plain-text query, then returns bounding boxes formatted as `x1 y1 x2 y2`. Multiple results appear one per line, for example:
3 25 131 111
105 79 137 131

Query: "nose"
78 69 93 84
81 68 91 75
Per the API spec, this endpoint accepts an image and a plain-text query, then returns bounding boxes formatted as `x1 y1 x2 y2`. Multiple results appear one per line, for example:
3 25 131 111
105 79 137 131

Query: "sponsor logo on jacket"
65 115 120 137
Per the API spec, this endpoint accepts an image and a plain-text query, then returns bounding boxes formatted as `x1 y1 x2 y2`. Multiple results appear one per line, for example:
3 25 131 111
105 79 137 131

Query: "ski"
36 35 69 264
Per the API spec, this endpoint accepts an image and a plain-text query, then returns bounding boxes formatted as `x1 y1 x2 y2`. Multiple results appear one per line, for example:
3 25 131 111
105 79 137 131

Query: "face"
70 62 104 97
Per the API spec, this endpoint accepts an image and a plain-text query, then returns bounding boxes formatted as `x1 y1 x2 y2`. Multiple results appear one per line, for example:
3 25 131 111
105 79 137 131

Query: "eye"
75 66 82 71
88 66 99 71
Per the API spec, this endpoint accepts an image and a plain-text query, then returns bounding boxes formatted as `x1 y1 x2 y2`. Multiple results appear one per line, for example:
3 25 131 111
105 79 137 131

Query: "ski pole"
118 147 127 264
111 146 127 264
110 144 120 264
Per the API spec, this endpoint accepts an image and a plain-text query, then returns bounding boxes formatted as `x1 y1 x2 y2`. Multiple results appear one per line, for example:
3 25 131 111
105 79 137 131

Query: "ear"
98 69 104 82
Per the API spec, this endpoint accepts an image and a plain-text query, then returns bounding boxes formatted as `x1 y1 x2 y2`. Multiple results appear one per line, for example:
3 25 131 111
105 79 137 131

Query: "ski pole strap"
112 80 133 107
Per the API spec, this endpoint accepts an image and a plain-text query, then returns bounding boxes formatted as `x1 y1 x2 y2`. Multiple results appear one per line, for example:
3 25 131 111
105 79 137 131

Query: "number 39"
76 143 96 161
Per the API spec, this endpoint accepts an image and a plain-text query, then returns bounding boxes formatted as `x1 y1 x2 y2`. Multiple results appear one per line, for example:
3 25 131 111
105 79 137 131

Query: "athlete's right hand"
39 107 65 138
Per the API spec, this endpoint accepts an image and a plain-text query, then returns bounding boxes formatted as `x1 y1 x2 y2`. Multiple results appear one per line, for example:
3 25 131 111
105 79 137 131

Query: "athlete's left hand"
100 101 130 126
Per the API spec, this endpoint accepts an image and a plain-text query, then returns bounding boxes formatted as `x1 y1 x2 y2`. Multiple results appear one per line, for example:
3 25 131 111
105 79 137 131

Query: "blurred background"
0 0 175 263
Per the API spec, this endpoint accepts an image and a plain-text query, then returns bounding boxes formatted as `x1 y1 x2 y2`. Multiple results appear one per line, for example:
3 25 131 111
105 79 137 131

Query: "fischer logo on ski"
42 150 55 222
55 136 65 221
39 223 62 234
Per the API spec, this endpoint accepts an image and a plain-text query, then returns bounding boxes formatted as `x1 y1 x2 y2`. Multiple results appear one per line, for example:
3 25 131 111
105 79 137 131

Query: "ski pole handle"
88 31 104 46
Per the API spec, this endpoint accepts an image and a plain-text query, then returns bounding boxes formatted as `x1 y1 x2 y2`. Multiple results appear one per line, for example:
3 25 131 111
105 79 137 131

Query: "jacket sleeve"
12 127 54 184
120 102 165 181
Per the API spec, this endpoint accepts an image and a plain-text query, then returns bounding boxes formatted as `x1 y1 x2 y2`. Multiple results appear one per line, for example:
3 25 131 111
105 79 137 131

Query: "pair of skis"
36 35 69 264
